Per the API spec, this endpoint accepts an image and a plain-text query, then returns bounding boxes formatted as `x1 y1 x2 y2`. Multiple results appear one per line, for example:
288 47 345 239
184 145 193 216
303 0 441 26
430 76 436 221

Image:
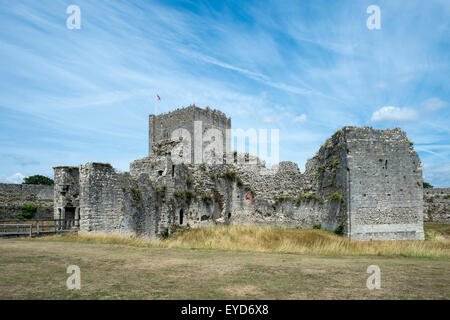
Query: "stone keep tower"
149 105 231 163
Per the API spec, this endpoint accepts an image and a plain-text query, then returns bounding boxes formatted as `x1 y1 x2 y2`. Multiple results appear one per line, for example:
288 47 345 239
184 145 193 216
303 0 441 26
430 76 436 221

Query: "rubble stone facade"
0 183 53 220
52 106 434 240
423 188 450 223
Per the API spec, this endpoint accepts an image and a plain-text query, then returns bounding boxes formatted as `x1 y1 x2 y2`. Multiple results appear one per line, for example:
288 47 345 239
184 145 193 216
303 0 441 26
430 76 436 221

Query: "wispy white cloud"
421 97 448 111
4 172 25 184
371 106 419 122
293 114 307 123
0 0 448 186
263 114 284 123
262 112 307 124
0 154 39 166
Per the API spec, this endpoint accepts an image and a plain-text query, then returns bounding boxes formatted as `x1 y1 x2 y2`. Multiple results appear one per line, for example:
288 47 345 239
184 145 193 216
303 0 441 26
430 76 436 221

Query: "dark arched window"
179 209 184 225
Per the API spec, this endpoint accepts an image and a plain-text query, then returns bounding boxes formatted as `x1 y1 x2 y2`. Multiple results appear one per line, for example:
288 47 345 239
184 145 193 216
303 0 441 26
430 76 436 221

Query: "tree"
423 182 433 189
22 175 54 185
20 203 37 219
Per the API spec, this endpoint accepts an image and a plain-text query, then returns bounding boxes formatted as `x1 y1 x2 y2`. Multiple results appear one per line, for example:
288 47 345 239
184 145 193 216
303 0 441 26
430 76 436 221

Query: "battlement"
149 105 231 163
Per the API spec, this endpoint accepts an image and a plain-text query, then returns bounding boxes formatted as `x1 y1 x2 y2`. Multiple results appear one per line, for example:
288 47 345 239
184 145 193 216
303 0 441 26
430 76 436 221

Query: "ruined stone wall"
54 104 437 241
53 166 80 221
423 188 450 223
344 127 424 240
303 129 349 231
79 163 129 233
0 183 53 220
160 157 332 230
78 162 166 237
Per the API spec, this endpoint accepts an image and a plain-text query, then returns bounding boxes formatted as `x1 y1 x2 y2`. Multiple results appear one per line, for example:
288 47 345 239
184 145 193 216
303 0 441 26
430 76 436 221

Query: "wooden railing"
0 219 80 237
0 223 33 237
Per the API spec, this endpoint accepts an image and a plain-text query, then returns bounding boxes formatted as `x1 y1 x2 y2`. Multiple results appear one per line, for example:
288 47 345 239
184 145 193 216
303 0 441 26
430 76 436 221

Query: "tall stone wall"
423 188 450 223
149 106 231 163
53 166 80 222
343 127 424 240
78 162 167 237
79 163 129 233
303 129 349 231
0 183 53 220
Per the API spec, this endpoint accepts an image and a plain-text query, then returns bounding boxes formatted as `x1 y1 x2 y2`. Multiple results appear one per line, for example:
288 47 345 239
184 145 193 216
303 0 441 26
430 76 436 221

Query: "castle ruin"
53 105 425 240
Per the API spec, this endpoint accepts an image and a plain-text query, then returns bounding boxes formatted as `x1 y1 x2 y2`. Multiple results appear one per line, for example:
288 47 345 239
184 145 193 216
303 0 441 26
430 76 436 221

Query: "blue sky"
0 0 449 187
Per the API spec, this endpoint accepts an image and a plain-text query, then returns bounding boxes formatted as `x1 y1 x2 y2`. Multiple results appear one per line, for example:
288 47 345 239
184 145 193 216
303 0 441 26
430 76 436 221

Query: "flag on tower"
156 94 161 101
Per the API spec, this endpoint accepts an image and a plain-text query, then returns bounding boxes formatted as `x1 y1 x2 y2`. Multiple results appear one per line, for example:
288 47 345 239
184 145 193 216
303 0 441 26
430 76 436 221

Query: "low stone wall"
0 183 54 220
423 188 450 223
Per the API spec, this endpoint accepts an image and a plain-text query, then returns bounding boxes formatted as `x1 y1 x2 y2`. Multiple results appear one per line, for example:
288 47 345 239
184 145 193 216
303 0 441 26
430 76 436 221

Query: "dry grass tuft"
34 225 450 259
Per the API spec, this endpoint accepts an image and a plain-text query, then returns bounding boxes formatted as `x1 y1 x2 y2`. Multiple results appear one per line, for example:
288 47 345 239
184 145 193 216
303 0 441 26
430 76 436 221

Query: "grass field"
0 225 449 299
32 224 450 258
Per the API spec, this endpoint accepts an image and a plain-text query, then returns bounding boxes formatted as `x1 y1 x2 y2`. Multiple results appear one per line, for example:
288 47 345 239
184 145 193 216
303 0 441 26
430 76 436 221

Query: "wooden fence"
0 219 79 237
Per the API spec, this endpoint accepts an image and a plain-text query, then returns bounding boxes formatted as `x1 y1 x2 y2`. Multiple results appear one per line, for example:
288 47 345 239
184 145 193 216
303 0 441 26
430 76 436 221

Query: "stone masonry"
0 183 53 220
423 188 450 223
51 105 440 240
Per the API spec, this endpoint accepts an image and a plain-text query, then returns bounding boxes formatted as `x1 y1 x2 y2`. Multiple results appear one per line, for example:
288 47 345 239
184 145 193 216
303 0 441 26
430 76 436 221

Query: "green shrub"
159 227 170 240
174 189 196 205
20 203 38 219
332 159 339 168
201 194 213 205
155 185 166 198
273 195 294 205
423 182 433 189
184 190 195 204
173 189 182 198
313 224 321 230
296 193 324 205
130 186 142 200
334 222 345 236
327 192 345 204
220 169 236 180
